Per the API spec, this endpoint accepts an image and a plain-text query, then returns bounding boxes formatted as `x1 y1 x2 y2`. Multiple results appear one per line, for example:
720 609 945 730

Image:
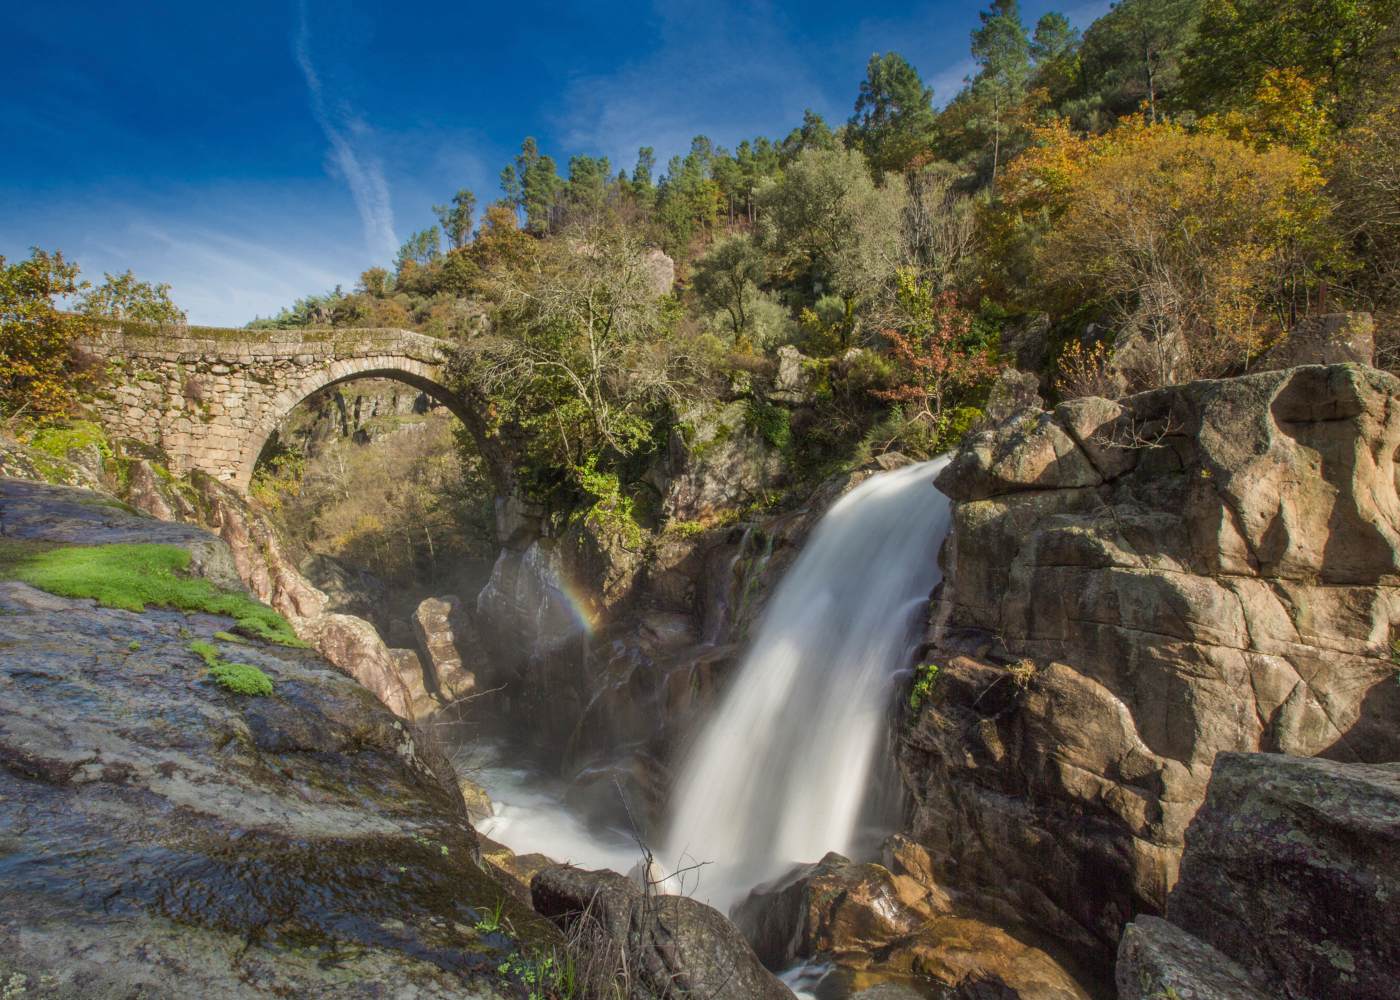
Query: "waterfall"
662 458 953 908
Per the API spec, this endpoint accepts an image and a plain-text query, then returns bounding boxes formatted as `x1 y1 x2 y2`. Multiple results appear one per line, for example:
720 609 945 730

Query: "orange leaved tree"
989 117 1342 385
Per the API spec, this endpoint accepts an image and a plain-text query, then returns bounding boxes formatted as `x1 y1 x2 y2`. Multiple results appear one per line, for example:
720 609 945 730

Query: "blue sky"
1 0 1108 326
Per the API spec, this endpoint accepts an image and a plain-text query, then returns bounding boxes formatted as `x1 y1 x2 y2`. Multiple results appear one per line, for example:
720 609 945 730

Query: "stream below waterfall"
464 741 934 1000
461 458 955 999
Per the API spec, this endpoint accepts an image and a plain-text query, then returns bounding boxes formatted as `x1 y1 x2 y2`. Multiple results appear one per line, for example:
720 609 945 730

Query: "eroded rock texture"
1115 916 1268 1000
903 364 1400 958
732 850 1092 999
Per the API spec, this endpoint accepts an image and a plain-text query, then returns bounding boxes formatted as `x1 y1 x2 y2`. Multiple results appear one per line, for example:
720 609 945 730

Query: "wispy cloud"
294 1 397 260
80 214 361 326
928 57 979 108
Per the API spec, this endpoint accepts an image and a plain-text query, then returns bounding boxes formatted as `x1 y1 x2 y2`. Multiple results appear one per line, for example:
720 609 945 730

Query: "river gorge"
2 357 1399 1000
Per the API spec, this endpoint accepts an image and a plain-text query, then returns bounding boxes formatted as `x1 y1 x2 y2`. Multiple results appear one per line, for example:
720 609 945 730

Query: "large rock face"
531 865 794 1000
1115 917 1269 1000
1164 753 1400 1000
903 364 1400 958
662 399 788 522
0 485 553 998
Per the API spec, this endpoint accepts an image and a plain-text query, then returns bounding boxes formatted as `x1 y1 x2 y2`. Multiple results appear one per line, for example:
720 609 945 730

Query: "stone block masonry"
79 326 466 493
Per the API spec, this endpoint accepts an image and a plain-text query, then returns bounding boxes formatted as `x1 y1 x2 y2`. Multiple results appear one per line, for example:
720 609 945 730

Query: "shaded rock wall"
1165 753 1399 999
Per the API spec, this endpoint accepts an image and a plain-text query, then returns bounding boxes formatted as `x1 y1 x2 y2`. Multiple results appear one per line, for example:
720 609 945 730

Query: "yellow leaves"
1 249 96 418
996 117 1091 217
1019 117 1342 379
1199 68 1332 158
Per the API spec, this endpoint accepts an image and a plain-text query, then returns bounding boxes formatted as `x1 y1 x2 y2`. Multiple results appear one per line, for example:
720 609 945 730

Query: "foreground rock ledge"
1165 752 1400 1000
531 865 796 1000
733 849 1094 999
0 483 550 998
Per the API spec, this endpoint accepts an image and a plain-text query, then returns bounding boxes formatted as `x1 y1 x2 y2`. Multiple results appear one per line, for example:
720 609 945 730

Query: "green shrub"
744 399 792 451
497 949 577 1000
908 662 941 712
0 542 303 645
188 639 221 667
190 639 274 696
932 405 984 454
574 456 644 549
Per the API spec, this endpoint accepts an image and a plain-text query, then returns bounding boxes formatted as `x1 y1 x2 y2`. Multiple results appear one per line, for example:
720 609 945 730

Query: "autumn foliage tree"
992 118 1341 385
876 268 999 442
0 249 95 419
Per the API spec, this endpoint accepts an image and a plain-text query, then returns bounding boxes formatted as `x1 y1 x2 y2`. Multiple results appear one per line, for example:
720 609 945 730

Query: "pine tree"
848 53 938 175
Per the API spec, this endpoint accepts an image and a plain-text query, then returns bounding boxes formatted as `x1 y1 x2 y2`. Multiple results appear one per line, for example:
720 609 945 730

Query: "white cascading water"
662 457 953 909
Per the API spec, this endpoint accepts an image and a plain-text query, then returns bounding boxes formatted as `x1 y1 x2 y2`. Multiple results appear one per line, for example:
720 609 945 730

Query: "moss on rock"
0 540 303 645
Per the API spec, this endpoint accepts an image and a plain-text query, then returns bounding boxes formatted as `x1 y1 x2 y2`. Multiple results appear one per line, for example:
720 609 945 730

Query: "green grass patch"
0 541 303 645
189 639 275 696
27 420 112 461
188 639 221 667
209 662 272 696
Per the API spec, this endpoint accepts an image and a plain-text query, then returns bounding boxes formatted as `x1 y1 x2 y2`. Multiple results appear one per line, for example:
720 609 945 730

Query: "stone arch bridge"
81 327 474 493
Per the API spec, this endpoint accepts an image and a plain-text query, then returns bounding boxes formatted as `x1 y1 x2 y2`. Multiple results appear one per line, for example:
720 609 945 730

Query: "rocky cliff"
0 431 461 721
901 363 1400 959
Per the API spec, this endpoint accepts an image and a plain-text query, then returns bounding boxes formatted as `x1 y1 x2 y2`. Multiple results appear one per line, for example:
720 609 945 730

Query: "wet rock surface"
733 851 1093 999
906 364 1400 958
531 865 795 1000
0 438 435 721
0 492 554 997
0 478 241 590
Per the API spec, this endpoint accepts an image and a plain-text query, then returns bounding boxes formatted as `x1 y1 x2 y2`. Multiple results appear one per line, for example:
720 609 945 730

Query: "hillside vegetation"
5 0 1398 536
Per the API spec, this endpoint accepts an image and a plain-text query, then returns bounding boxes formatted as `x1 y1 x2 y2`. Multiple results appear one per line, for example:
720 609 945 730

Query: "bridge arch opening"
243 364 503 602
235 362 472 496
